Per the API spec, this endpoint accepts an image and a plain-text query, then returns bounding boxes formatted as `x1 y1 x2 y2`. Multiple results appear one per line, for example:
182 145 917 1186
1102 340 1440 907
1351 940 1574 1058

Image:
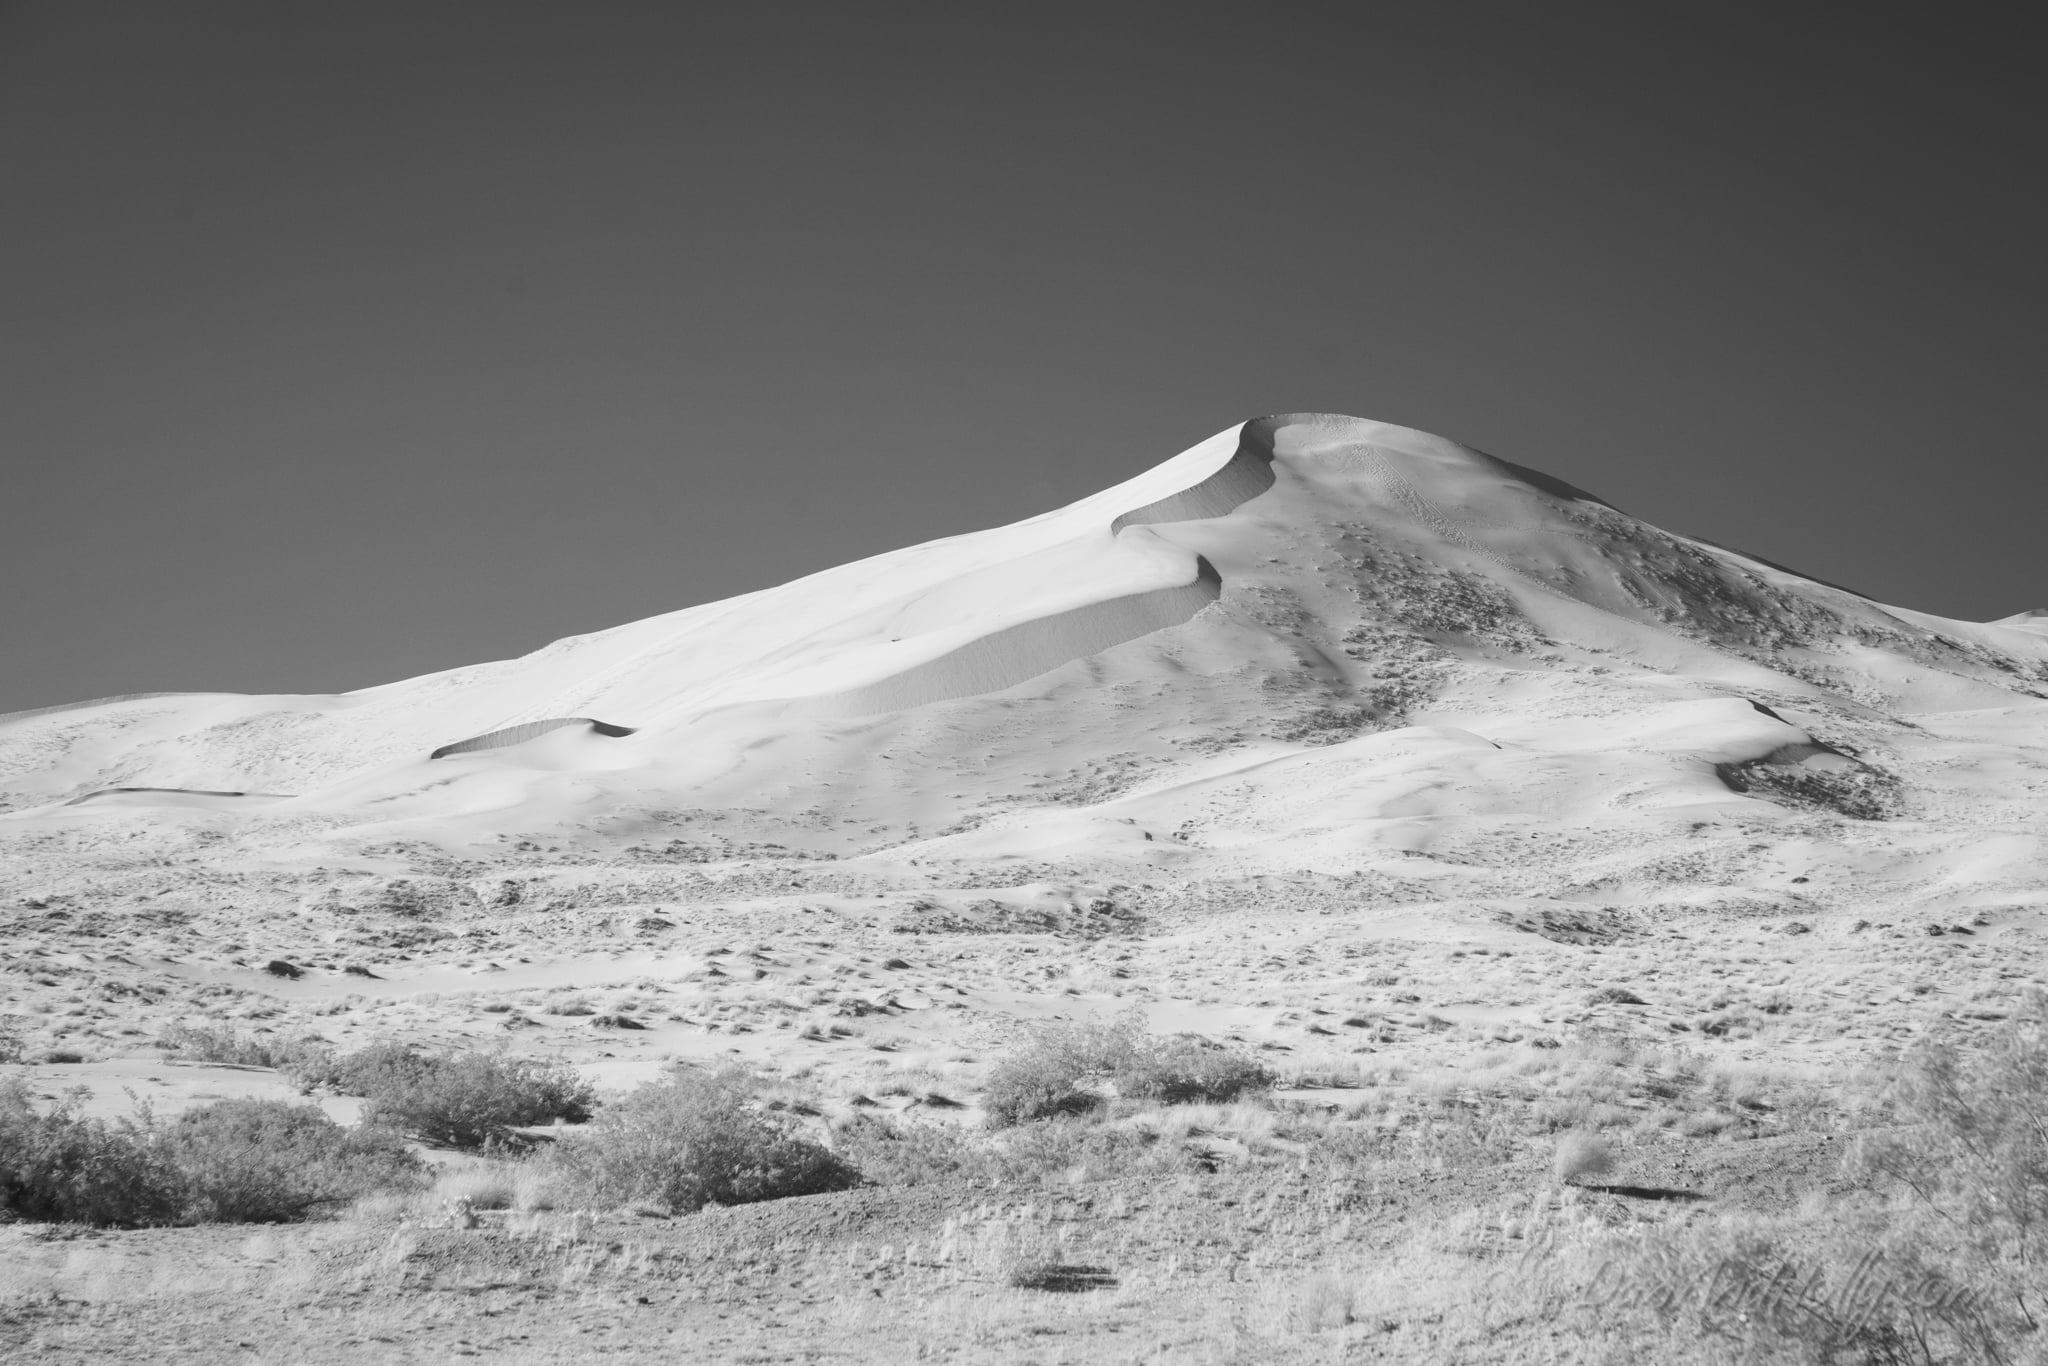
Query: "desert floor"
4 818 2040 1363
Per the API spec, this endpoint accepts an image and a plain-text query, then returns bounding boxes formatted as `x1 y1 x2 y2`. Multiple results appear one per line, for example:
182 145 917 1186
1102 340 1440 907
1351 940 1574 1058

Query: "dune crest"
1109 423 1276 531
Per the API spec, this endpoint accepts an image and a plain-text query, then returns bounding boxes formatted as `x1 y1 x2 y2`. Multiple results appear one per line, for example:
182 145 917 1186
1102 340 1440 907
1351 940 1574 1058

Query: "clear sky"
3 3 2043 712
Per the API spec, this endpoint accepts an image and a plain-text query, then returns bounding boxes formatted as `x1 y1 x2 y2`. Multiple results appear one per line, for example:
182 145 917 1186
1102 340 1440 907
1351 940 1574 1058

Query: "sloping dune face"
430 718 638 760
1109 422 1276 531
799 428 1275 716
816 557 1224 716
0 419 1281 807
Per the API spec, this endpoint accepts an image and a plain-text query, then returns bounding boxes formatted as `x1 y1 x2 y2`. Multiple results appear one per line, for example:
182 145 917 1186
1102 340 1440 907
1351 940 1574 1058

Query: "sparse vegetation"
1552 1129 1614 1185
1591 996 2048 1362
831 1112 998 1186
1592 1216 2004 1365
0 1078 180 1226
156 1098 425 1222
0 1080 421 1226
291 1042 595 1150
982 1011 1275 1127
157 1021 324 1071
551 1066 860 1213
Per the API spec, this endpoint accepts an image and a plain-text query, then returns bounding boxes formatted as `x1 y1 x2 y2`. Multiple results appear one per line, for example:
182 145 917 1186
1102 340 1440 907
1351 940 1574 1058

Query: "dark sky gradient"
3 3 2044 711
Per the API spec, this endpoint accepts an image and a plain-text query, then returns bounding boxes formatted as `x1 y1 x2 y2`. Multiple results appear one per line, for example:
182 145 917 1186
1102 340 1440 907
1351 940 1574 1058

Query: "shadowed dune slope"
816 556 1224 717
1109 422 1277 532
429 718 638 760
62 787 291 808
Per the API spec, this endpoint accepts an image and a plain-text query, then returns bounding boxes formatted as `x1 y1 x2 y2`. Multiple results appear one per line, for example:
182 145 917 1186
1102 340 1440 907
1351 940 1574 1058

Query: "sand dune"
1109 419 1276 531
0 691 205 726
429 717 638 760
815 555 1223 716
62 786 292 808
2 412 2044 849
6 413 2048 1366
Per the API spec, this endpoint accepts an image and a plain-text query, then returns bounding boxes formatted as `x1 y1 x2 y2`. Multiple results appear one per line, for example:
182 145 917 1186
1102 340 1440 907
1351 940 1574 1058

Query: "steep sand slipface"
813 556 1224 716
1109 419 1277 530
429 717 637 759
799 434 1276 715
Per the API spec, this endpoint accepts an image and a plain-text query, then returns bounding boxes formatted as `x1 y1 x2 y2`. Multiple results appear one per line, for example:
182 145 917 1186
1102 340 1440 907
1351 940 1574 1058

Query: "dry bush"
0 1078 179 1226
832 1112 999 1187
998 1117 1194 1184
1589 1217 2002 1365
1553 1130 1615 1185
1118 1034 1277 1106
982 1010 1274 1127
1004 1257 1118 1292
0 1080 422 1226
354 1157 561 1222
1298 1098 1525 1192
981 1017 1130 1126
1593 998 2048 1362
1850 992 2048 1333
1291 1271 1361 1333
158 1098 425 1222
550 1066 858 1213
1403 1102 1525 1171
156 1022 325 1071
293 1042 594 1150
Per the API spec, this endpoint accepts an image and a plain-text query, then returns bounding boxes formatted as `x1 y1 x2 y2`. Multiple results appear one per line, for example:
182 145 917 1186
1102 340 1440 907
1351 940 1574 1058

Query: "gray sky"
3 3 2043 711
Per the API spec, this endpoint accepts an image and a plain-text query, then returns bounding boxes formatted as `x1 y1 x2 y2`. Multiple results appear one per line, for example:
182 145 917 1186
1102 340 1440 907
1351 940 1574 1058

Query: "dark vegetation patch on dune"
1716 751 1904 821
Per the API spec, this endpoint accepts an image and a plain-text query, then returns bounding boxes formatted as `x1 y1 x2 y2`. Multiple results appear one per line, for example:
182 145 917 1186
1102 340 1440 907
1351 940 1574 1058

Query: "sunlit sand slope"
1 414 2043 879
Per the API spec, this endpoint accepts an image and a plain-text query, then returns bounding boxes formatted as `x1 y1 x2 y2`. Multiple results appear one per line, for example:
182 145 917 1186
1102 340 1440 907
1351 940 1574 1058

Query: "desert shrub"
1553 1129 1614 1185
419 1158 561 1213
0 1078 179 1226
1595 1000 2048 1362
1291 1273 1362 1333
295 1043 594 1150
159 1098 425 1222
998 1118 1190 1183
552 1067 859 1212
1005 1258 1119 1292
983 1018 1127 1127
833 1113 998 1187
0 1018 25 1064
157 1022 323 1071
282 1039 417 1094
1115 1034 1275 1105
362 1053 594 1150
1590 1217 2003 1365
1314 1101 1521 1178
982 1011 1273 1127
0 1083 420 1226
1850 993 2048 1329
